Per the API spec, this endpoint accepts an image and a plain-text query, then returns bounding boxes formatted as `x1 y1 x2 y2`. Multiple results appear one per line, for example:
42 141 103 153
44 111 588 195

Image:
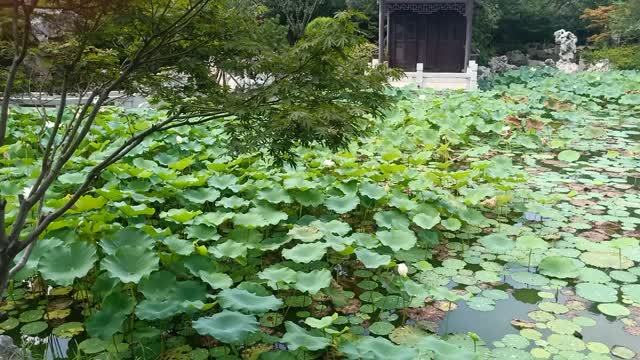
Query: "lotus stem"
528 249 533 272
619 248 622 269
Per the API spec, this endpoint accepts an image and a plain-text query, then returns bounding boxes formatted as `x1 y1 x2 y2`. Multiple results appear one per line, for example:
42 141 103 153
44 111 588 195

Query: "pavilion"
376 0 478 90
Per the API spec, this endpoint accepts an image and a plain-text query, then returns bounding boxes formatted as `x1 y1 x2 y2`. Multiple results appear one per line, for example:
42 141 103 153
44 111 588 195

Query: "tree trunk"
0 253 11 298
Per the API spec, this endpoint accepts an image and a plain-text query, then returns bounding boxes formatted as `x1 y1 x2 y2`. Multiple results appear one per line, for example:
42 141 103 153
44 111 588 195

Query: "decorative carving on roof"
385 2 466 15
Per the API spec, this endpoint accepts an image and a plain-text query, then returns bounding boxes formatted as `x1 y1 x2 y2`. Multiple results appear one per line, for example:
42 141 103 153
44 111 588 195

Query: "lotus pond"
1 69 640 359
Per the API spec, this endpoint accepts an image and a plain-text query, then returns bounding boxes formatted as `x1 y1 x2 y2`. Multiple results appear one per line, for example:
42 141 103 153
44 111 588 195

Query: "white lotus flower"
323 159 335 167
397 263 409 277
45 121 55 128
176 135 185 144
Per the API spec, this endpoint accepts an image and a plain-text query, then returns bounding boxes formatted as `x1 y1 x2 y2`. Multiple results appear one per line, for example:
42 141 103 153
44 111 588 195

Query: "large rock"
587 59 611 72
488 55 516 74
507 50 528 66
527 44 559 61
0 335 32 360
554 29 579 73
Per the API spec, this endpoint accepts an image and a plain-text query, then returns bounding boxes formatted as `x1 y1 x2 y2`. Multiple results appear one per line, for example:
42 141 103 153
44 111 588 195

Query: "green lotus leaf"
182 187 220 204
19 309 44 323
258 187 293 204
258 266 297 289
52 321 84 338
283 176 316 190
597 303 630 317
194 211 234 226
78 338 107 354
467 296 495 311
101 246 159 283
248 204 288 225
558 150 581 162
115 202 155 216
325 194 360 214
610 237 639 249
389 194 418 211
192 310 258 343
515 235 548 250
510 272 549 286
198 271 233 290
479 233 514 253
612 346 635 359
233 212 268 228
369 321 395 336
373 212 408 232
282 321 331 351
294 189 325 206
288 225 324 242
538 256 581 279
575 282 617 303
360 182 387 200
579 267 611 283
547 319 581 335
412 211 441 230
99 228 155 255
282 242 328 263
580 251 633 269
376 229 416 251
441 218 462 231
621 284 640 303
39 241 97 286
208 174 238 189
136 271 208 320
355 248 392 269
310 219 352 236
547 334 585 351
217 288 283 314
538 302 569 314
160 208 202 223
20 321 48 336
161 235 193 256
216 196 250 209
304 313 337 329
293 269 332 294
211 240 248 259
86 292 135 340
0 317 19 331
340 336 419 360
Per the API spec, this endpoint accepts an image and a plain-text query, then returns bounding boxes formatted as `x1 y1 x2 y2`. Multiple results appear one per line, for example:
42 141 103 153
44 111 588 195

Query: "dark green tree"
0 0 394 292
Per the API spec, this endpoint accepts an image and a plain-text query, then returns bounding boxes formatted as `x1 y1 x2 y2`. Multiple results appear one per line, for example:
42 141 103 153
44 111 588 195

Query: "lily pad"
597 303 630 317
575 282 618 303
192 310 258 343
538 256 581 279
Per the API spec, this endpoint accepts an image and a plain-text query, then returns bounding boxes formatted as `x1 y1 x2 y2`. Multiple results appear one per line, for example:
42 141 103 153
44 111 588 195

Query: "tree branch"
7 241 35 279
0 0 36 147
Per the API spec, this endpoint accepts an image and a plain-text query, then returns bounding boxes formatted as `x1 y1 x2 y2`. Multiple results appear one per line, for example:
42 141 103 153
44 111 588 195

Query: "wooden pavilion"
376 0 478 89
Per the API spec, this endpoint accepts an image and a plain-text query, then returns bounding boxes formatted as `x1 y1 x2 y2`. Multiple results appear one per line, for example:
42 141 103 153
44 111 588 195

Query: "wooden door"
390 10 466 72
390 12 420 72
427 11 466 72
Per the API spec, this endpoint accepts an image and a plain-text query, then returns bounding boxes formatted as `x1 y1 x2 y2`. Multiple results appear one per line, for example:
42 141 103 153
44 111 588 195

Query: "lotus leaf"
597 303 630 317
39 241 97 286
52 321 84 338
282 321 331 351
293 269 332 294
325 194 359 214
282 242 327 263
20 321 48 335
579 251 633 269
413 211 441 230
575 283 617 303
217 288 282 314
192 310 258 343
538 256 580 279
376 229 417 251
479 233 514 253
340 336 418 360
101 246 159 283
621 284 640 303
86 292 135 340
78 338 107 354
355 248 391 269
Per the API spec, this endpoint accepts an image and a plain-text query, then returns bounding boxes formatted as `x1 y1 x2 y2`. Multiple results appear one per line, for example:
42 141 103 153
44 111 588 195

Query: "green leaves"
282 322 331 351
39 241 97 286
282 242 328 263
293 269 332 294
325 194 360 214
101 246 159 283
86 292 135 340
376 230 417 252
479 233 514 253
193 311 258 343
538 256 581 279
412 210 441 230
558 150 581 162
355 248 391 269
217 288 283 314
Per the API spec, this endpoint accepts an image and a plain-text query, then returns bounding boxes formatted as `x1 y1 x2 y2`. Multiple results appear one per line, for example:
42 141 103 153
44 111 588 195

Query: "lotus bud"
195 244 208 256
384 183 390 192
323 159 335 167
397 263 408 277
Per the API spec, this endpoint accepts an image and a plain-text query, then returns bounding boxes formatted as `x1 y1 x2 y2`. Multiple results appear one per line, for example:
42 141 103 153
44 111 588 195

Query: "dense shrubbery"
583 45 640 69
